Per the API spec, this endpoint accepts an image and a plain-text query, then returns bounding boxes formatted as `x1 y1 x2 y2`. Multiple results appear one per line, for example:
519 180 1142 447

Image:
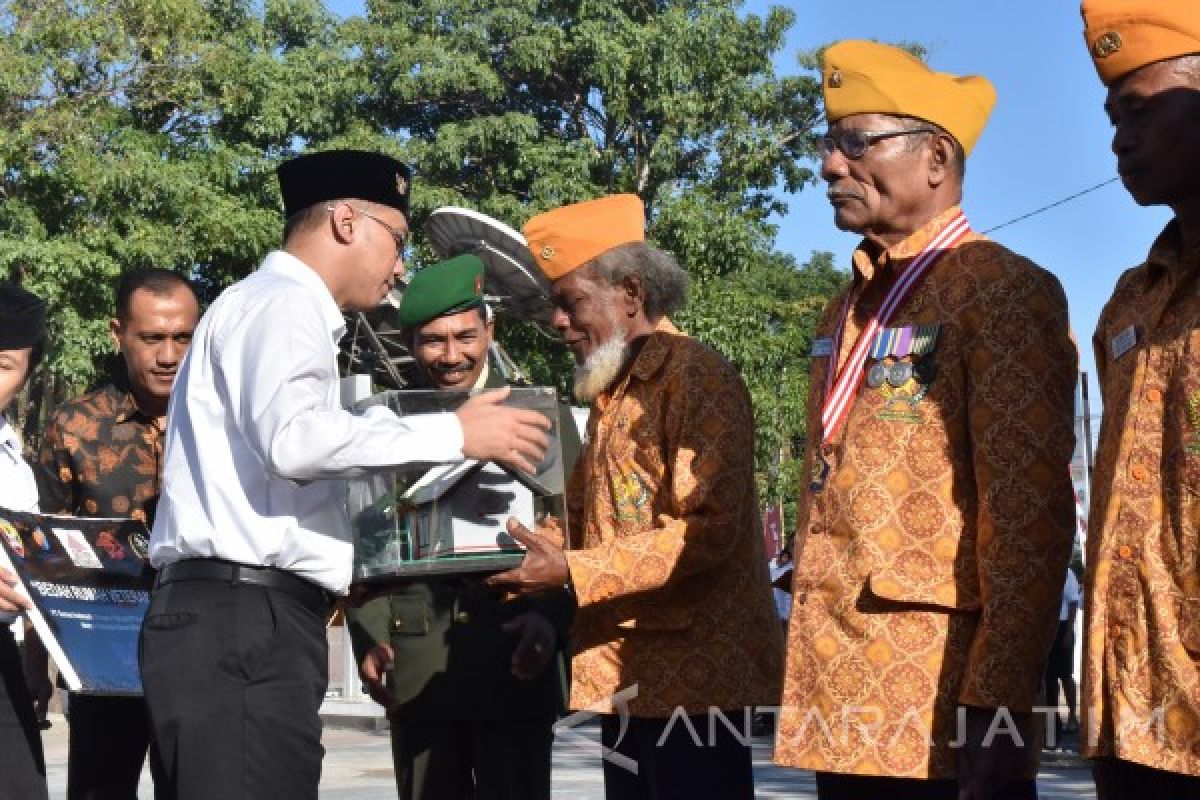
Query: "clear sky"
752 1 1170 408
327 0 1170 404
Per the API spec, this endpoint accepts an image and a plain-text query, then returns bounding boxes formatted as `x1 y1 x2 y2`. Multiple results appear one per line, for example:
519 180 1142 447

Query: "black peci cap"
277 149 412 220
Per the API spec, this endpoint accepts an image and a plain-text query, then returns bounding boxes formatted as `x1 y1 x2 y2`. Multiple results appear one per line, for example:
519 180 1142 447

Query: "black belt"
156 559 334 619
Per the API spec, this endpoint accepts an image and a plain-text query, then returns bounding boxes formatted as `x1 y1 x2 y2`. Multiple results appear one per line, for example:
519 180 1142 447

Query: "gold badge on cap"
395 173 408 194
828 69 843 89
1093 31 1122 59
540 245 555 260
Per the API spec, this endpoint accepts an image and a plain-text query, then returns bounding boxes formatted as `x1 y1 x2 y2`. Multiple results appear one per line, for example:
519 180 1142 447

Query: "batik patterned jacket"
34 383 163 525
775 207 1077 778
564 319 784 717
1083 220 1200 777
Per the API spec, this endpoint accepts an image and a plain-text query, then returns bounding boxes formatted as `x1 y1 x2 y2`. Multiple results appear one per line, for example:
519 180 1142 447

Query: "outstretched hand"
485 519 569 595
457 387 552 476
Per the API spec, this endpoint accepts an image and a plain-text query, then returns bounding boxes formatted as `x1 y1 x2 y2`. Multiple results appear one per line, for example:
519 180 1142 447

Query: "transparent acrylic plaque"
347 387 566 584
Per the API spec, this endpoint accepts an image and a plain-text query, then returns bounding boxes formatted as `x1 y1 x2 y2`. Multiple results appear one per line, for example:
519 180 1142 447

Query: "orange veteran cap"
1081 0 1200 86
822 40 996 156
523 194 645 281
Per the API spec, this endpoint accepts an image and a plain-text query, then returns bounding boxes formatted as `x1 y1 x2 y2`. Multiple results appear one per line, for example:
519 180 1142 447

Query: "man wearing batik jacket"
774 40 1077 800
488 194 783 800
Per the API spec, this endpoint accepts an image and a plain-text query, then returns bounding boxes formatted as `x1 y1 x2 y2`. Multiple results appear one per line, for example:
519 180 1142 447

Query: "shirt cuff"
422 411 465 461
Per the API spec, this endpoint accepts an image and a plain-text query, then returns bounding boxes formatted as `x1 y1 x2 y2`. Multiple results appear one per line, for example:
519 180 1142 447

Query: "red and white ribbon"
819 211 972 443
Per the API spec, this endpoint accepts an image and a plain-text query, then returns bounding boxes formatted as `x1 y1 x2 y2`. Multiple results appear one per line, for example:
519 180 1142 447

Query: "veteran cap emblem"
1092 31 1122 59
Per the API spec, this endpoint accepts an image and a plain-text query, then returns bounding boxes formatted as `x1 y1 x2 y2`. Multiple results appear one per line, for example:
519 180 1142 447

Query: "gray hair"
1170 53 1200 85
895 115 966 182
585 242 689 318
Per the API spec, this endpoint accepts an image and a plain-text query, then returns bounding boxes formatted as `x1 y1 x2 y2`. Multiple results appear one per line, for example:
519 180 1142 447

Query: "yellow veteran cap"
822 40 996 156
1081 0 1200 86
523 194 645 281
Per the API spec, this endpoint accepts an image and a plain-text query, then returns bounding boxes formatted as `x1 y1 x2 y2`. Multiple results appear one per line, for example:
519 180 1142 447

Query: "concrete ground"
38 714 1099 799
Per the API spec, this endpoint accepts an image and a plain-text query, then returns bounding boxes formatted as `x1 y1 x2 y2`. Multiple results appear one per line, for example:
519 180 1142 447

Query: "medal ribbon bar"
818 212 970 444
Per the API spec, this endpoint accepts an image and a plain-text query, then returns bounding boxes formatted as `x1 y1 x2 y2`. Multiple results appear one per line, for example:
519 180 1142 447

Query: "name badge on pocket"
811 337 834 358
1111 325 1138 361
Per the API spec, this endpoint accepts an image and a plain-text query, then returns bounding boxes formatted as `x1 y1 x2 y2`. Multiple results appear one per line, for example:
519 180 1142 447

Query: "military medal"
866 363 888 388
809 455 831 493
817 211 970 444
887 361 913 387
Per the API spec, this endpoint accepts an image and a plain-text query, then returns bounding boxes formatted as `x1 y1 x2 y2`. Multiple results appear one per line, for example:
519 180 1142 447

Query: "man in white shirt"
0 283 49 800
139 150 551 800
1045 566 1082 746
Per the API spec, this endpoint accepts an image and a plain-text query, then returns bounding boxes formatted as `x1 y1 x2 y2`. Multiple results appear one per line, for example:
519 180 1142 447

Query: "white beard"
572 334 631 403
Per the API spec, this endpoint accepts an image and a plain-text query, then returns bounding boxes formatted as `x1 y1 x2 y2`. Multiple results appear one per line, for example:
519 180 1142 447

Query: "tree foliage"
0 0 849 506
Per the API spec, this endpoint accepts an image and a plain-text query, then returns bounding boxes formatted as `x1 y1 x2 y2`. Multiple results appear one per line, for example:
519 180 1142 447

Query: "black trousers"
599 712 755 800
67 693 166 800
0 627 47 800
139 579 329 800
1092 757 1200 800
390 716 554 800
815 772 1038 799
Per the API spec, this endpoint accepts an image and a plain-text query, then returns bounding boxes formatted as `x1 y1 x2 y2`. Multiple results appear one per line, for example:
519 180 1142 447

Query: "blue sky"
327 0 1168 403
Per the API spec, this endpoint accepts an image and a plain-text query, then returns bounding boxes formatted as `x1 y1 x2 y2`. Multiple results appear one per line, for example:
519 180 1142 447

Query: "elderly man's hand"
0 567 31 615
485 519 569 595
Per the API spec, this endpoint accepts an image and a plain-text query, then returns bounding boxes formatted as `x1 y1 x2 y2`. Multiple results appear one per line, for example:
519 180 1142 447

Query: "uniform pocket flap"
867 571 981 612
388 595 431 636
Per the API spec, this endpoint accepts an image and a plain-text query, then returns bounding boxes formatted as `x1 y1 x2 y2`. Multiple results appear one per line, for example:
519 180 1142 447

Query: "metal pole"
1080 371 1094 486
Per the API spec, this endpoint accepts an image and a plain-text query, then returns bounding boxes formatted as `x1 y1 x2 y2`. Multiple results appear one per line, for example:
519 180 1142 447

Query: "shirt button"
1130 464 1148 482
1117 545 1133 560
1144 388 1163 404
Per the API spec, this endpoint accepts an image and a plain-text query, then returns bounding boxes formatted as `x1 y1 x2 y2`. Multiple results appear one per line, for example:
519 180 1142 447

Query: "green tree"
348 0 846 504
0 0 849 512
0 0 367 436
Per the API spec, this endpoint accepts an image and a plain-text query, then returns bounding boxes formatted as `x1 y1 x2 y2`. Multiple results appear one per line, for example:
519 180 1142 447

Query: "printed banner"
0 507 152 695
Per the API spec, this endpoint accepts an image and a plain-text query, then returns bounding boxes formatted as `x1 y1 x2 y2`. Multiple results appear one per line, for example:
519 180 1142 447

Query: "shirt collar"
629 317 680 382
259 250 348 344
1144 218 1200 283
851 205 966 283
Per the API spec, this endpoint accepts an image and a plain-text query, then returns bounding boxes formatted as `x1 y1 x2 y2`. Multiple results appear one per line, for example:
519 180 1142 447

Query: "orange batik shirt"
563 318 784 718
775 207 1077 779
1084 220 1200 776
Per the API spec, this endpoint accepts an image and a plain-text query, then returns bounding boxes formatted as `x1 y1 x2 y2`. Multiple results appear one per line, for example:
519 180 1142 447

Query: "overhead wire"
981 177 1121 235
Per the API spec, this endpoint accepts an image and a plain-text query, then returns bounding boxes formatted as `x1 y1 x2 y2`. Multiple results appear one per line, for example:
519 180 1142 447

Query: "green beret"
396 254 486 327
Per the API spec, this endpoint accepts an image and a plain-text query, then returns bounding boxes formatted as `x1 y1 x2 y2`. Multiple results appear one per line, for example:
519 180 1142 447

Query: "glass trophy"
347 387 566 584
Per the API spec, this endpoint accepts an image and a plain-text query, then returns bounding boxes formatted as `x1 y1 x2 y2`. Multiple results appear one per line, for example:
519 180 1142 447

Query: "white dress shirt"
150 251 465 593
0 413 38 626
1059 567 1081 622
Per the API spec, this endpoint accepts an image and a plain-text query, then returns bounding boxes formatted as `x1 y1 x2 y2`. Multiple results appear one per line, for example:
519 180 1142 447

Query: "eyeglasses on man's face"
817 127 937 161
326 204 409 256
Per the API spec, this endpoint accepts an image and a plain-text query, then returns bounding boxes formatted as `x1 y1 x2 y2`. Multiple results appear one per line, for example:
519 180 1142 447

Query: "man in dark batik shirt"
34 268 199 800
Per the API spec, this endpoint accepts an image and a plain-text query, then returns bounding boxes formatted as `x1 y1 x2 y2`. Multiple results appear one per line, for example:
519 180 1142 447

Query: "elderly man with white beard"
487 194 783 800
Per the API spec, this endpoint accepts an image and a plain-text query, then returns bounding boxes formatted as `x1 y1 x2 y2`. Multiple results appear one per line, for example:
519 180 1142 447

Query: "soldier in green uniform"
346 254 578 800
